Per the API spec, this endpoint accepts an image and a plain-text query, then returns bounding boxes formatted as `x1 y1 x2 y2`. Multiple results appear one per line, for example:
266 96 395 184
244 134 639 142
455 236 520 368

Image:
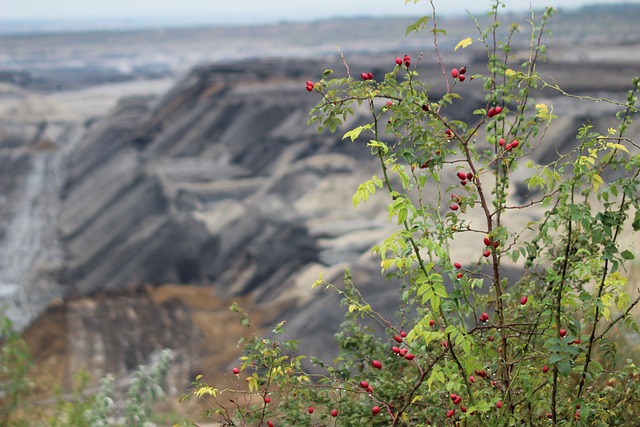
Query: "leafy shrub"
185 1 640 426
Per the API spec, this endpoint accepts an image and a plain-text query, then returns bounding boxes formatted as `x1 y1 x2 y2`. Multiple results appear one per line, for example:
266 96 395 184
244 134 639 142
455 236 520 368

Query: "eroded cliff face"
25 58 397 392
56 59 390 301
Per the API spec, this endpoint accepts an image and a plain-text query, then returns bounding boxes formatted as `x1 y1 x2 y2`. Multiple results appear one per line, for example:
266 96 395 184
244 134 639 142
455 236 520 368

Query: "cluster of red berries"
480 312 490 322
305 80 315 92
498 138 519 151
390 331 416 360
359 379 374 394
487 106 502 118
482 235 499 258
451 66 467 81
395 54 411 67
456 170 473 187
453 260 464 279
361 72 374 81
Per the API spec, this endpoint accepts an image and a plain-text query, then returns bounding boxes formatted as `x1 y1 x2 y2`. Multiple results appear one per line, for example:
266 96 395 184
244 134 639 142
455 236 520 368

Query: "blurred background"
1 0 640 422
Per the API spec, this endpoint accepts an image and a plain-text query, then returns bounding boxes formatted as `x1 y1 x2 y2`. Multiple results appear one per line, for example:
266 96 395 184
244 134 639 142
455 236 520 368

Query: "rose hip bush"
183 1 640 425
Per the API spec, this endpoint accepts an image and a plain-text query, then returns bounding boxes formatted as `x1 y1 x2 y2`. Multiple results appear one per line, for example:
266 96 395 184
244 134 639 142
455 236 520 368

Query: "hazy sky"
1 0 637 23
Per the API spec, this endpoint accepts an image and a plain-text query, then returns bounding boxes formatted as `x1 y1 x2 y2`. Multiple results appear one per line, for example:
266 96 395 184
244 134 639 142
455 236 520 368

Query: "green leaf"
557 361 572 377
342 124 372 142
621 250 635 260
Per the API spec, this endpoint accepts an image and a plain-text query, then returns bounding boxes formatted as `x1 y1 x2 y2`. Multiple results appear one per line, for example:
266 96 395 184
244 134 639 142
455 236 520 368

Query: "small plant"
184 1 640 426
0 310 32 426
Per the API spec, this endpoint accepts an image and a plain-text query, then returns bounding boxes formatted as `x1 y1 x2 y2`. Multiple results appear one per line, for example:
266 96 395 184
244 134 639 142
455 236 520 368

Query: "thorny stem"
551 183 574 427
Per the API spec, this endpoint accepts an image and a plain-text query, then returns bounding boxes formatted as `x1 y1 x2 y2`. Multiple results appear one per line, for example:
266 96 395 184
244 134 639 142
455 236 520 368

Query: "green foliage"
0 310 32 426
0 310 174 427
185 1 640 426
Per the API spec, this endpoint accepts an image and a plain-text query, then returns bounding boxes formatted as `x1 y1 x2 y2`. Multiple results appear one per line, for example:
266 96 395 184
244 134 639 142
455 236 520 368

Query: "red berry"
386 100 393 106
233 367 240 375
493 241 500 248
459 66 467 75
454 395 462 405
495 106 502 114
483 250 491 257
367 72 374 80
542 365 549 373
395 56 403 66
469 375 475 383
576 404 581 409
520 296 528 305
450 393 458 401
496 401 503 409
393 335 403 343
372 360 383 369
308 406 314 414
573 339 581 344
458 74 466 82
268 421 274 427
366 385 374 393
429 319 435 327
391 346 401 354
511 140 519 148
360 380 369 389
457 272 463 279
575 410 580 419
547 413 553 419
361 72 369 80
488 336 495 341
451 68 459 78
400 348 408 356
404 59 411 67
404 353 415 360
331 409 338 417
479 370 487 378
560 329 567 337
457 171 467 180
461 406 467 413
264 396 271 404
460 180 467 186
454 262 462 269
498 138 505 146
488 107 496 118
450 204 459 211
491 380 497 387
400 330 407 338
422 104 429 111
442 339 448 348
445 129 453 137
484 237 492 246
480 312 489 322
466 172 473 180
372 406 381 415
306 84 314 92
447 409 455 418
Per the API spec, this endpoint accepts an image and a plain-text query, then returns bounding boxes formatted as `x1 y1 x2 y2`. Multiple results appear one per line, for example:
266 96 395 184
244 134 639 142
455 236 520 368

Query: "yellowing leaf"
608 143 629 153
194 386 218 398
454 37 473 51
592 173 604 192
505 68 516 77
311 272 324 288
